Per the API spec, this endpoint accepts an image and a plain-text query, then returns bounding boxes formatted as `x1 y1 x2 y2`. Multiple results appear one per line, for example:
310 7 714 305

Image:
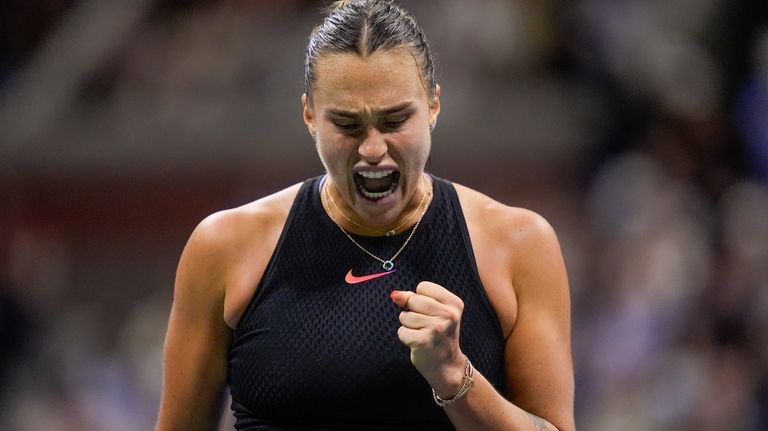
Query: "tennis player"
156 1 573 430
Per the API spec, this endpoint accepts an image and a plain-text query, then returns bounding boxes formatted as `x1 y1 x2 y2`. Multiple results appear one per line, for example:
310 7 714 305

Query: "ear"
428 84 441 125
301 93 317 139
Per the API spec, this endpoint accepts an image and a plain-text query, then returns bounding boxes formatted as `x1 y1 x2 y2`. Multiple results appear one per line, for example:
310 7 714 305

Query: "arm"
156 215 234 431
392 211 574 431
502 211 574 430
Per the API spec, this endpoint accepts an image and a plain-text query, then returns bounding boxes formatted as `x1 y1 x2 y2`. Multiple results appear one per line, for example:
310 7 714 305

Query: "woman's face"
302 47 440 228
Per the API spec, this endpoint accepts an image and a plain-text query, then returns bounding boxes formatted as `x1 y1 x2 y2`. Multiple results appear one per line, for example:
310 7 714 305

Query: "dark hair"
304 0 437 105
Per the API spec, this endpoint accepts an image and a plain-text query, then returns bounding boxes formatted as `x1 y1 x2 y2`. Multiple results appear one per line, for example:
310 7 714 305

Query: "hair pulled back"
304 0 437 105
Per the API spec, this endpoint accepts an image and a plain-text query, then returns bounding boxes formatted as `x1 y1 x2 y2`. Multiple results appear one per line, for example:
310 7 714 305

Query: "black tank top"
228 175 505 430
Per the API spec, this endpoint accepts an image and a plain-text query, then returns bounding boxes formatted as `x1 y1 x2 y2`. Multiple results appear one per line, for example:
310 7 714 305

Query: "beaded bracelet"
432 355 474 407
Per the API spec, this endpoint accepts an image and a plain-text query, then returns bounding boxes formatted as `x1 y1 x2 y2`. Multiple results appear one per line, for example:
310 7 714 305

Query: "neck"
322 174 432 237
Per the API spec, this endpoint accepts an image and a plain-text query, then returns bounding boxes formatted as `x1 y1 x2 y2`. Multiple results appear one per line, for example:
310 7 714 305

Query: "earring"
429 121 436 132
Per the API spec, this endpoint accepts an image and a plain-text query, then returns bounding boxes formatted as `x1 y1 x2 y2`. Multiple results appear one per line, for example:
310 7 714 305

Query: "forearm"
156 304 232 431
155 383 228 431
440 371 571 431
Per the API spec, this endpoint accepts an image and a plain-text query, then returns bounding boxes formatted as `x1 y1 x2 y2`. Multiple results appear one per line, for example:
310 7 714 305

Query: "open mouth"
353 170 401 200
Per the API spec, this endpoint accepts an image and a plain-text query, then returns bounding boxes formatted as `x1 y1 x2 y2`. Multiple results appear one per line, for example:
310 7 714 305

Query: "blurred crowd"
1 1 767 430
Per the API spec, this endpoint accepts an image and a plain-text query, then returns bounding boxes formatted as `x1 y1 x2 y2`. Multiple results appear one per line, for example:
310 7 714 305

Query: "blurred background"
1 0 767 429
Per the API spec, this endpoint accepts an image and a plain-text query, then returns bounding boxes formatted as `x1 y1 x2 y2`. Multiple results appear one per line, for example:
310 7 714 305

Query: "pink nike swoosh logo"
345 269 397 284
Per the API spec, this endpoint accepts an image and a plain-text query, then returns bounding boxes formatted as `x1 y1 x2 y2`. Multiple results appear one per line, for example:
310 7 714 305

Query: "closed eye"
334 122 362 134
380 116 409 132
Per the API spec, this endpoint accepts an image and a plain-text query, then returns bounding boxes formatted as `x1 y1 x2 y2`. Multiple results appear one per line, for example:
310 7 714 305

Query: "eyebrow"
326 102 414 119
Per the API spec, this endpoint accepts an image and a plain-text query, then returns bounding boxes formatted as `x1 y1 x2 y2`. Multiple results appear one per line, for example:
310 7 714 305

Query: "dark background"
2 1 767 429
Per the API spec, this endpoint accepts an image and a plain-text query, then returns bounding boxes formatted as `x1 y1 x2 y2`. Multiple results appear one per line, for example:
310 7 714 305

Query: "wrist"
424 354 465 396
431 355 474 406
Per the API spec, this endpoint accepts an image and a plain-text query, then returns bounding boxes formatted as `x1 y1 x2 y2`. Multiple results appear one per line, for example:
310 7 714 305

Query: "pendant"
382 260 394 270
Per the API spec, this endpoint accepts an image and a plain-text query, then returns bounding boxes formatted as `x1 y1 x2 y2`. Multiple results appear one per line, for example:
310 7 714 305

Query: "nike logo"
345 269 397 284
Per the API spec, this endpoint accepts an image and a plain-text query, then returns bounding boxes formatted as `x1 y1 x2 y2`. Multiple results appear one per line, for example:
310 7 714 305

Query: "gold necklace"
322 174 433 271
326 178 427 236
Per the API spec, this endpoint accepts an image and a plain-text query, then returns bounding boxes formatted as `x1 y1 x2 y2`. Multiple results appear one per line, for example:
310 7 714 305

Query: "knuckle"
455 297 464 310
433 320 447 333
447 308 462 322
415 281 431 293
417 332 432 346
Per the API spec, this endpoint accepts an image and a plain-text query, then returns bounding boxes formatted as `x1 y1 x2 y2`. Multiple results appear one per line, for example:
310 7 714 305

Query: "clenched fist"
391 281 468 398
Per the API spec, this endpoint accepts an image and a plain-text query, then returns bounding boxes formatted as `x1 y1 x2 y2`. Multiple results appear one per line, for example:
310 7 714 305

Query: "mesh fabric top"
228 175 505 430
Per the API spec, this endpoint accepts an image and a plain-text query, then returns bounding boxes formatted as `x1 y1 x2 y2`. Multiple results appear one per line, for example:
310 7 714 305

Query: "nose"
357 127 387 163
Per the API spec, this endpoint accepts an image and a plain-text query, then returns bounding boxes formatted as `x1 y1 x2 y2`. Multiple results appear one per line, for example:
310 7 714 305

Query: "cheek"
403 130 432 164
316 138 351 171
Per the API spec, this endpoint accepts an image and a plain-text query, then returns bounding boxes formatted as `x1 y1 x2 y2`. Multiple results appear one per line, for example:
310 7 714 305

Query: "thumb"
390 290 414 309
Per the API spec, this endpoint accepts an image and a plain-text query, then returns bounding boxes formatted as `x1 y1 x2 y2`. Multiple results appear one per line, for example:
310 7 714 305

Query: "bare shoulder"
192 182 302 249
451 182 559 252
177 182 303 298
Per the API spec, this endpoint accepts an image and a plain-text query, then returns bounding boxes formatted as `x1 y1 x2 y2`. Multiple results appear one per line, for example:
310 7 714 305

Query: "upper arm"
505 211 574 431
156 215 235 431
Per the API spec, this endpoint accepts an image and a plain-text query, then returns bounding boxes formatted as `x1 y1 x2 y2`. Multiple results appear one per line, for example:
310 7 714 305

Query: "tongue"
362 175 393 193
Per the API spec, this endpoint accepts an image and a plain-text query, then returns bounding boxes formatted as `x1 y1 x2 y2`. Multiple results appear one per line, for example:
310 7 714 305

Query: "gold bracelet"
432 355 474 407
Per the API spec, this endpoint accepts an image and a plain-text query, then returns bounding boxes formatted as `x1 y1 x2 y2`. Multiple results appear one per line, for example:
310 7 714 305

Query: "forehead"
312 48 428 111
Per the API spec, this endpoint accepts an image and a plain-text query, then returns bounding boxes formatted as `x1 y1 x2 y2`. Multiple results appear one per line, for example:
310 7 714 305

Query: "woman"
156 1 574 430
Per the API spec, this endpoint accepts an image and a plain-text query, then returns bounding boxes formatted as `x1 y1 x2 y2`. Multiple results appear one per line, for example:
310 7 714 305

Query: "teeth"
354 170 399 201
358 170 393 179
356 175 398 200
360 189 393 199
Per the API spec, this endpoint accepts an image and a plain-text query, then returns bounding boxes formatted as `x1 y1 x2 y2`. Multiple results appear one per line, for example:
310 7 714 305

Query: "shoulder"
193 182 303 248
451 181 558 250
450 181 564 291
177 181 304 291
